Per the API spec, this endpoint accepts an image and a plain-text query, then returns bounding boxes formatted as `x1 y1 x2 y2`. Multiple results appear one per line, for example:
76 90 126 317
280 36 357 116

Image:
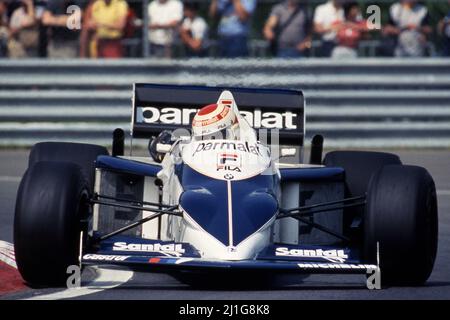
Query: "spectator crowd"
0 0 449 59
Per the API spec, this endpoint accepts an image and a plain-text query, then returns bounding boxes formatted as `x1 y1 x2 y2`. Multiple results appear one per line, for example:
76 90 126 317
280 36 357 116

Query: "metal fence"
1 58 449 148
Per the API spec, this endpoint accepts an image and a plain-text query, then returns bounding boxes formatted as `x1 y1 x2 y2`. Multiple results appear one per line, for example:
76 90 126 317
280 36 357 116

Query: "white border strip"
27 266 134 300
0 240 133 300
437 190 450 196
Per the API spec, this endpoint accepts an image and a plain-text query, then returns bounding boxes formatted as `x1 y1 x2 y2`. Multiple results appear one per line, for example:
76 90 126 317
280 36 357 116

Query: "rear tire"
29 142 108 191
14 162 90 287
364 165 438 286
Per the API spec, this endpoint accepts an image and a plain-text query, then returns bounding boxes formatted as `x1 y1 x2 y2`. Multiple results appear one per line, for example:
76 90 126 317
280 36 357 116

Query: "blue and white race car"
14 84 438 288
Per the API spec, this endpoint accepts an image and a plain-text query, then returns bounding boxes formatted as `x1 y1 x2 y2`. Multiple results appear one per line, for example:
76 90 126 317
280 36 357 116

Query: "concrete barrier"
0 58 449 148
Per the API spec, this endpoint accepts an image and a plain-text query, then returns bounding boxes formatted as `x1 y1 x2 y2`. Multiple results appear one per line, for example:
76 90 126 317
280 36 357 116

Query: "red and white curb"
0 240 16 269
0 240 27 296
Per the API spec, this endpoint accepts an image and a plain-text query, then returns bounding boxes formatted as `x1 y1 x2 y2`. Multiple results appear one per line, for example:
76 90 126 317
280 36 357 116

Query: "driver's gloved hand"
148 130 173 163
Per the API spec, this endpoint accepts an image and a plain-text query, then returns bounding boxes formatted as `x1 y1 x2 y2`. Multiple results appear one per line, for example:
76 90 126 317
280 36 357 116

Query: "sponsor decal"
224 173 234 180
218 153 239 165
217 153 241 172
193 141 262 157
298 263 377 270
83 254 129 261
112 242 186 257
227 246 237 253
137 106 297 130
276 247 349 263
149 257 161 264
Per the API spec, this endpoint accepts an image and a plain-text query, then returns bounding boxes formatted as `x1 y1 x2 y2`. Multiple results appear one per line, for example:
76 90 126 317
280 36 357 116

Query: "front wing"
82 255 377 274
81 236 377 275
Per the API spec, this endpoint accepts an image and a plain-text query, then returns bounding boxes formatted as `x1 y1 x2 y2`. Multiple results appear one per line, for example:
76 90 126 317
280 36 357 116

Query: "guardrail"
0 58 449 148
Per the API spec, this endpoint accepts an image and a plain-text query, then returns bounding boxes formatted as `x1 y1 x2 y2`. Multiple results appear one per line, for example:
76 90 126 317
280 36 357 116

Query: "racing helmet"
192 102 239 140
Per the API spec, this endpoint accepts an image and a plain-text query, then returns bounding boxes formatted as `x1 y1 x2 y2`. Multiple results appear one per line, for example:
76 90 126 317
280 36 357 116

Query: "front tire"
28 142 108 191
364 165 438 286
323 151 402 240
14 161 90 287
323 151 402 197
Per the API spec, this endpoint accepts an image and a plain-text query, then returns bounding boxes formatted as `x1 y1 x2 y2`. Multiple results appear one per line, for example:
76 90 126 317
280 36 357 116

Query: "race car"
14 84 438 288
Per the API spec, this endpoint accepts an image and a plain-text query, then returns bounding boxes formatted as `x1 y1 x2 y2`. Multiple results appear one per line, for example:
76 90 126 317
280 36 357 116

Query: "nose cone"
180 186 229 246
180 187 278 246
231 189 278 245
179 172 279 248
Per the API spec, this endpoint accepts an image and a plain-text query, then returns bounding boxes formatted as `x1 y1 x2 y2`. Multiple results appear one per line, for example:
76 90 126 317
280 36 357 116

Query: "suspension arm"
89 196 181 242
277 195 366 242
280 195 366 214
97 211 167 242
278 201 366 219
291 215 350 242
95 193 174 209
90 199 178 215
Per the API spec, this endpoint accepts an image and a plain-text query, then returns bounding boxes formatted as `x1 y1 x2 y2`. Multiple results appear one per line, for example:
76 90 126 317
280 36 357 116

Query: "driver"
149 99 241 162
192 102 240 140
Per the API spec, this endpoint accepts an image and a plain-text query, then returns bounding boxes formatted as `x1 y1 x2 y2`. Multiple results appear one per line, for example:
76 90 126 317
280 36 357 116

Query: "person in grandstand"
331 1 369 59
263 0 311 58
179 2 209 57
384 0 432 57
438 0 450 57
42 0 81 58
148 0 183 58
313 0 344 57
209 0 256 58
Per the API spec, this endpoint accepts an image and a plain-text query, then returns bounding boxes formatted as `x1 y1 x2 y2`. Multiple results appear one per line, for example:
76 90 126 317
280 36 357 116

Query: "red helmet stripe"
197 104 218 116
193 106 230 127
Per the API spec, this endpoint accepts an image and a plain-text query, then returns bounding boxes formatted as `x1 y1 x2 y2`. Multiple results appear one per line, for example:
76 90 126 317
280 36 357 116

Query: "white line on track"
0 240 133 300
437 190 450 196
0 176 21 183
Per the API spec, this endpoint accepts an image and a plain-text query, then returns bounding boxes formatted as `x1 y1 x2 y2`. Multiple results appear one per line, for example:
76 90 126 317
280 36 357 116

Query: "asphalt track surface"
0 149 449 300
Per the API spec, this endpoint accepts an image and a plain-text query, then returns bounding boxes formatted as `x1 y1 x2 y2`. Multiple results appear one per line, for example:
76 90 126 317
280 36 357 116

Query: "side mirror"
156 143 172 154
281 148 297 157
148 130 173 163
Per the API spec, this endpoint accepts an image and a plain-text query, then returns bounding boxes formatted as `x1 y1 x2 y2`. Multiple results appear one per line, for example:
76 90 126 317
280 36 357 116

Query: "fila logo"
217 166 241 172
217 153 242 172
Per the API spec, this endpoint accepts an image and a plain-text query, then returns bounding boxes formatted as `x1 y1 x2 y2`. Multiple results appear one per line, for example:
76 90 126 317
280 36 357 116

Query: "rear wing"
132 84 305 146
